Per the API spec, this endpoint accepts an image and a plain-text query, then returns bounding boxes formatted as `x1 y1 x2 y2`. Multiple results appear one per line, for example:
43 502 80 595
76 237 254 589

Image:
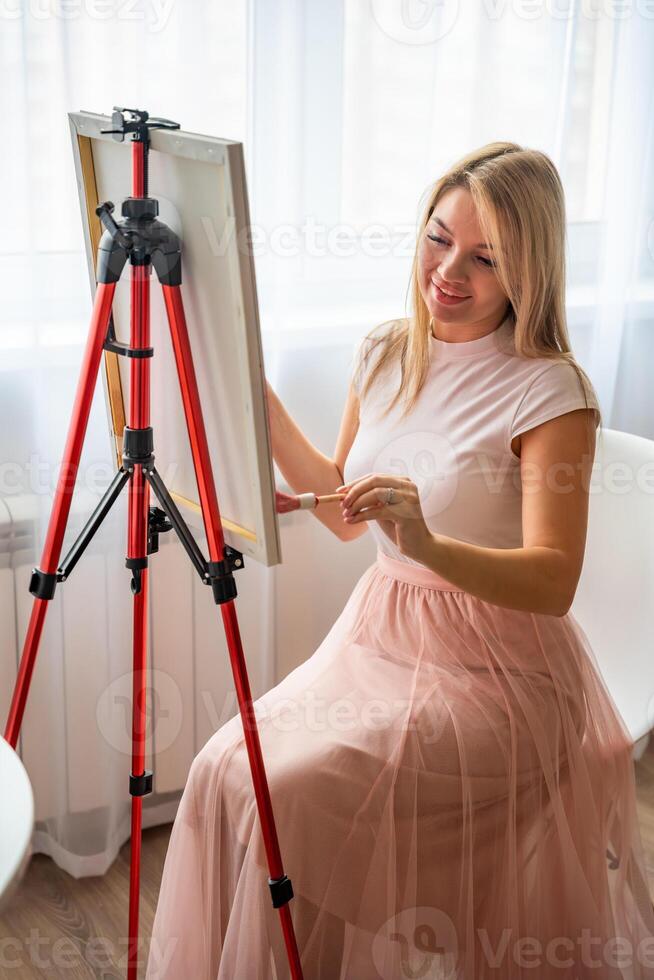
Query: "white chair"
571 427 654 759
0 736 34 911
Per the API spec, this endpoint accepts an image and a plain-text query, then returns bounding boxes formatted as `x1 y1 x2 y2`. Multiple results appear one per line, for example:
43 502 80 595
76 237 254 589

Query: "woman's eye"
427 233 496 269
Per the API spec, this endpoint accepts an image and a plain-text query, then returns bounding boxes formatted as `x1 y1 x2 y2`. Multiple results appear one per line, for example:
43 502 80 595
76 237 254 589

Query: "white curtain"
1 0 652 877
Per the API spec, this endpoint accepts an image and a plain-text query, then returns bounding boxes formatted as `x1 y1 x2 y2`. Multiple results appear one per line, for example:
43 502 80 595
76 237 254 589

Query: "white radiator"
0 489 274 826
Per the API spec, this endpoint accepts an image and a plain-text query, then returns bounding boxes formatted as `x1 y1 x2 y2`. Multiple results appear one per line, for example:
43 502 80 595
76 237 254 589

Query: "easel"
3 107 304 980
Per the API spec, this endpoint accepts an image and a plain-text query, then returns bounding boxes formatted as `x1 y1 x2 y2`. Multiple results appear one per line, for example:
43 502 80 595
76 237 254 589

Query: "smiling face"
417 185 509 337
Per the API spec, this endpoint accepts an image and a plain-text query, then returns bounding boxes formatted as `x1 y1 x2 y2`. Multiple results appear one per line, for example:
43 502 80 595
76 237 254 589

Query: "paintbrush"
275 489 347 514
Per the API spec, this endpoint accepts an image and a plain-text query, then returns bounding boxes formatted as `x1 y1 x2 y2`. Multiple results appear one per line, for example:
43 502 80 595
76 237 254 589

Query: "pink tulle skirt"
145 549 654 979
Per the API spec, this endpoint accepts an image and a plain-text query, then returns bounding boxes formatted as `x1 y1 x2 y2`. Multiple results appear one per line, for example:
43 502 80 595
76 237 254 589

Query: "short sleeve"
510 361 601 441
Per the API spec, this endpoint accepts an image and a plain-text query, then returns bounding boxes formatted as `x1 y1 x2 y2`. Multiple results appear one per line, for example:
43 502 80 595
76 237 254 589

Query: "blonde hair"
354 141 602 450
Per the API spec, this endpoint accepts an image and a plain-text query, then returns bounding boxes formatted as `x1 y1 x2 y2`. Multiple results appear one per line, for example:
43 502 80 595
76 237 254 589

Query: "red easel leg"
161 284 304 979
4 281 116 749
126 261 152 980
126 563 149 980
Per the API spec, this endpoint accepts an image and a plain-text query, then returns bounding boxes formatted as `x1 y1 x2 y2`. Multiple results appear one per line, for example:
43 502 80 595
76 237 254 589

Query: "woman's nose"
437 254 468 285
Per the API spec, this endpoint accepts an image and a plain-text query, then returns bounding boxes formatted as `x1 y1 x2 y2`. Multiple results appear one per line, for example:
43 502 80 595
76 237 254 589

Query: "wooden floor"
2 739 654 979
0 822 172 979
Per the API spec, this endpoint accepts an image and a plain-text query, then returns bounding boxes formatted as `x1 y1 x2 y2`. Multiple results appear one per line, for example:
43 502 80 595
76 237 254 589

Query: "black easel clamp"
104 340 154 359
129 770 153 797
28 567 63 600
268 874 294 909
148 506 173 555
101 106 180 145
205 546 244 605
102 299 154 360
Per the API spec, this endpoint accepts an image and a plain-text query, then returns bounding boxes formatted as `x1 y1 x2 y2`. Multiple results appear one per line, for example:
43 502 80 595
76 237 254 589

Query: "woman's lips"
432 280 471 305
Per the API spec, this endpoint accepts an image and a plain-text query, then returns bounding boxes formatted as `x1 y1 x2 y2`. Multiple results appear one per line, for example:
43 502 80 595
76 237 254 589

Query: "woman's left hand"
335 473 432 562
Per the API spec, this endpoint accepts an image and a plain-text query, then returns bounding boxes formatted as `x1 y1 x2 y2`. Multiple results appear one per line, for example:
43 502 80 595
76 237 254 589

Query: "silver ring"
385 487 395 505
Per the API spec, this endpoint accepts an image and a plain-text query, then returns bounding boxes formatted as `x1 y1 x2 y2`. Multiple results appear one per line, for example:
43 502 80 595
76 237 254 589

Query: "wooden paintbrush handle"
315 492 346 505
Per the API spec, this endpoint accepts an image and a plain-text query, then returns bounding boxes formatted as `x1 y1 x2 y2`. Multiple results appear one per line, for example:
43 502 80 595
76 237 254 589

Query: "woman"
146 143 654 979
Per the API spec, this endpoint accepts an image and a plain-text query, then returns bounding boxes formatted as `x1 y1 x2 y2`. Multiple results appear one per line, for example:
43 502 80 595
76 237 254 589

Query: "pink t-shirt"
343 313 601 565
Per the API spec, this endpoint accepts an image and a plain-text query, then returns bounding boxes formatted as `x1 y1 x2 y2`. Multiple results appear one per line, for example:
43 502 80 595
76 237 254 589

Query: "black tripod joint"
95 196 182 287
129 770 153 797
268 874 294 909
204 546 245 605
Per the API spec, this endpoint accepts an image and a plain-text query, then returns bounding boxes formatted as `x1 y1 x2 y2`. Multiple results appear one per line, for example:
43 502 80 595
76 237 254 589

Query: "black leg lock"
129 770 153 797
268 874 294 909
122 426 154 466
29 567 61 600
126 556 148 595
205 546 244 605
